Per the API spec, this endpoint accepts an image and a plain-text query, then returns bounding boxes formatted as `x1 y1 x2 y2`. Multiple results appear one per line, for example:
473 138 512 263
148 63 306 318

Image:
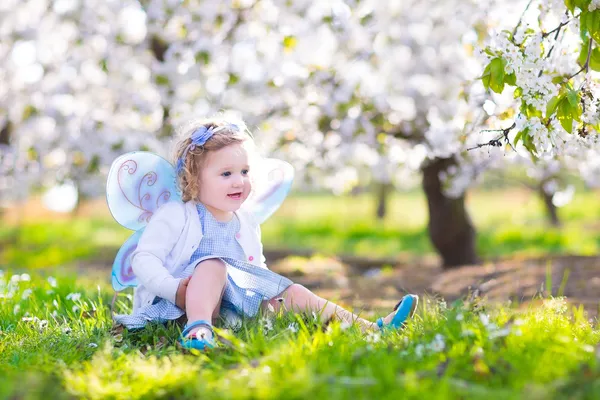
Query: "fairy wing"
244 158 294 225
106 151 181 290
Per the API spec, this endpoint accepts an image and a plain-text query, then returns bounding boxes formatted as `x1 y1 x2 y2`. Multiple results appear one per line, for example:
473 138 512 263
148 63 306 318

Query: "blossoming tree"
2 0 597 267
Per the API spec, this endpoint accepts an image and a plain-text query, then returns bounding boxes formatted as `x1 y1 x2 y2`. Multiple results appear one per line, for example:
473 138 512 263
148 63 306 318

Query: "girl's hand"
175 277 191 310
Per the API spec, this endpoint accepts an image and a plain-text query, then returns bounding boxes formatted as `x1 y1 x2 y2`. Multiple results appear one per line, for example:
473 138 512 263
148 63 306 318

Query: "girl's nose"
233 174 244 187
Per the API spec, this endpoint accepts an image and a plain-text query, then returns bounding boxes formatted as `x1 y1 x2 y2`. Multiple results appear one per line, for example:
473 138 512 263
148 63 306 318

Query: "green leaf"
522 129 537 158
565 0 575 13
489 58 506 93
514 128 526 146
586 10 600 43
567 90 579 107
505 72 517 86
155 75 169 86
546 95 561 117
578 42 600 71
481 63 491 90
514 87 523 99
557 98 574 133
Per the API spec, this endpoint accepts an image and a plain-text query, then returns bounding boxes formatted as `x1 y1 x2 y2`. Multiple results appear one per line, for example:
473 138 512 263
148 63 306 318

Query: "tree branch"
569 38 593 79
467 122 517 151
512 0 535 37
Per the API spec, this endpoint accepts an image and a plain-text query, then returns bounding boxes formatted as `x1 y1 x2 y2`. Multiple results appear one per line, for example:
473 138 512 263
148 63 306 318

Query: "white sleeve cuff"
158 277 182 305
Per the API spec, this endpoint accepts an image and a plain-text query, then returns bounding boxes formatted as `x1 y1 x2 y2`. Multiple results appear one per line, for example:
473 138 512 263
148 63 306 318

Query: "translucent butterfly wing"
111 230 143 291
244 158 294 225
106 151 181 291
106 151 181 231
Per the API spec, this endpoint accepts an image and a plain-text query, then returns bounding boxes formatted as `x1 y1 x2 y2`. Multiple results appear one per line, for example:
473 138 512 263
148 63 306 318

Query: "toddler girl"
114 117 418 350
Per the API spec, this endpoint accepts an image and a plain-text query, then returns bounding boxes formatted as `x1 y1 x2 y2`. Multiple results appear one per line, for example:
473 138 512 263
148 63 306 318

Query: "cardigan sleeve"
131 201 186 304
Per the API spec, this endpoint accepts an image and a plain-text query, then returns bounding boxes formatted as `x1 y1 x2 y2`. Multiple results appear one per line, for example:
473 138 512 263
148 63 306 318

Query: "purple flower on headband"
176 123 241 175
190 126 215 147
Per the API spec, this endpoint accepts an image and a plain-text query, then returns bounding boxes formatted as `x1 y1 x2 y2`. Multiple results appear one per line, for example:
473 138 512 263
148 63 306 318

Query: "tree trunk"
421 157 479 268
375 182 392 220
0 120 11 145
539 185 561 227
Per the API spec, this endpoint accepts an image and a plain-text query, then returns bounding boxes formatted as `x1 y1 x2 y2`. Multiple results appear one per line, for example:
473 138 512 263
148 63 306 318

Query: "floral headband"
175 123 240 175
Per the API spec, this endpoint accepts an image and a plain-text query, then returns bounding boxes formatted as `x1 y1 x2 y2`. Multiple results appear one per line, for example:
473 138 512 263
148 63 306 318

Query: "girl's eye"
242 169 249 175
221 171 231 177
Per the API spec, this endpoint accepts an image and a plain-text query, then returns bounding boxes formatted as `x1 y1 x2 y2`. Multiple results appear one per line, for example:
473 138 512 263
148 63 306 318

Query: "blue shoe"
376 294 418 331
178 319 215 351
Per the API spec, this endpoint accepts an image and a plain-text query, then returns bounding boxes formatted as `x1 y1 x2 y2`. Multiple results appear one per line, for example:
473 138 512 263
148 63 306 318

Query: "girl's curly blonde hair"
173 117 253 202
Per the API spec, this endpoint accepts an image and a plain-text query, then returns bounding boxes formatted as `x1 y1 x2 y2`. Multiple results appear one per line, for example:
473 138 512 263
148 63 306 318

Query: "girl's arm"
131 201 186 304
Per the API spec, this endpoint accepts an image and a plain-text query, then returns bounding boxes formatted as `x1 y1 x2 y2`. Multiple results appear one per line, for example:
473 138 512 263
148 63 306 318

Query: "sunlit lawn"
1 188 599 269
1 270 600 399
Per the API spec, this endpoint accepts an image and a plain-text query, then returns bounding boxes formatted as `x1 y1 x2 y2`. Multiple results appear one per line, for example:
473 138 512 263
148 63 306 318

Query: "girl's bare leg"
184 259 227 338
262 284 402 332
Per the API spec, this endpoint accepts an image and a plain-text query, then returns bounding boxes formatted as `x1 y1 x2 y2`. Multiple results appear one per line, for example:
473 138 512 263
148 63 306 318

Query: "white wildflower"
267 303 275 313
46 290 54 295
582 344 594 353
66 293 81 302
287 322 298 333
430 334 446 352
53 300 59 308
38 319 48 330
462 329 475 337
51 310 58 318
47 277 57 287
479 313 490 326
262 316 273 334
88 343 98 348
10 275 20 283
13 304 20 315
21 289 32 300
20 274 30 282
456 313 464 321
340 321 352 331
365 331 381 344
488 328 511 340
72 305 80 313
414 344 424 358
514 318 525 326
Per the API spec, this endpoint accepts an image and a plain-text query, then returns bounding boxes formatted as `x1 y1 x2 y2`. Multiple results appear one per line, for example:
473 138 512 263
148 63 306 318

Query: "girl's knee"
195 259 227 278
284 284 310 299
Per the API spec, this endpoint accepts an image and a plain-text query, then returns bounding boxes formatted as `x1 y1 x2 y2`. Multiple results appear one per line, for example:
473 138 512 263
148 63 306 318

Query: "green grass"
0 188 599 270
2 269 600 399
259 189 600 259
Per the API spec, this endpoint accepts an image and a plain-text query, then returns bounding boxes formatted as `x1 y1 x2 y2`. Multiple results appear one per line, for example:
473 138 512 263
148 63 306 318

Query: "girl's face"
197 142 252 221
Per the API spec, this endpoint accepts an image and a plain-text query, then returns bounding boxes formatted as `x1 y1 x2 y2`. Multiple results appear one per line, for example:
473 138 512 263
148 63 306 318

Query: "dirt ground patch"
269 253 600 318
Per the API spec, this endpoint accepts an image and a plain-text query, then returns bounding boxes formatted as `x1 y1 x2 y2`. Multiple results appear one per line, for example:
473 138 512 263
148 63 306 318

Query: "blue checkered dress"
114 203 293 329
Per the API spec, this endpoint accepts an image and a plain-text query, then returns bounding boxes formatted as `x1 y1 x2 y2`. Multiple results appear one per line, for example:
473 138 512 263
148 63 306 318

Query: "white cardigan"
130 200 266 312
